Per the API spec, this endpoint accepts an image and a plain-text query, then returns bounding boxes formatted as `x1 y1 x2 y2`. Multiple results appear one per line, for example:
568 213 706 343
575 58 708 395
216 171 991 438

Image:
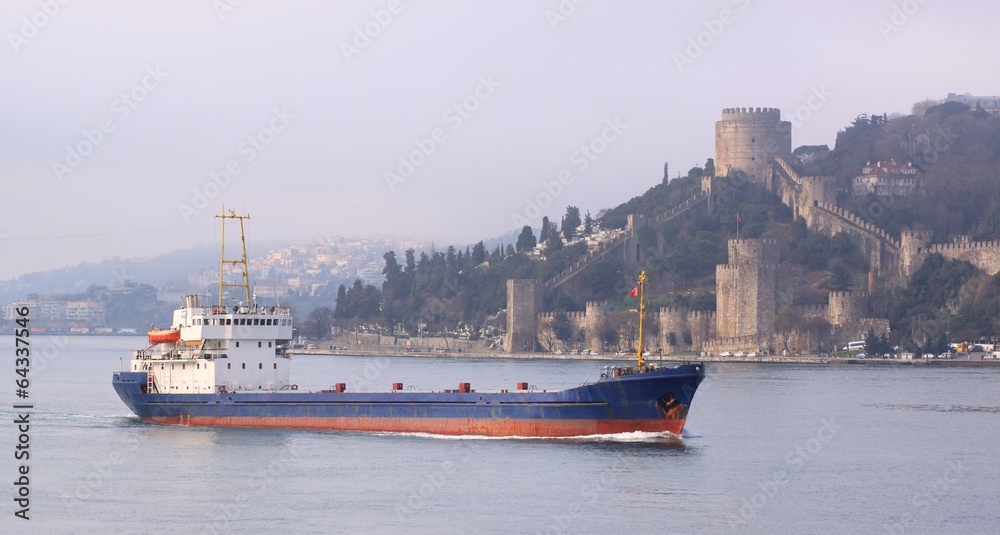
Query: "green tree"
471 241 487 265
552 312 573 345
516 226 536 253
302 306 335 340
562 206 582 241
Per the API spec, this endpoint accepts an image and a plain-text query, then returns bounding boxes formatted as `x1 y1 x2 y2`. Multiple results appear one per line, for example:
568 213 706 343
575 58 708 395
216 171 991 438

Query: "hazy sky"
2 0 998 280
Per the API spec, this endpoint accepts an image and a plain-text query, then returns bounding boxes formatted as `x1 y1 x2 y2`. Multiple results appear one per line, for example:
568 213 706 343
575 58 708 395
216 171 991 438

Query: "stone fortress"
504 107 1000 355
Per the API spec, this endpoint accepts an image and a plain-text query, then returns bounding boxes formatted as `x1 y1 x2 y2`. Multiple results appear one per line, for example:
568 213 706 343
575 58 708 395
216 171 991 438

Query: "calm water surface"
1 336 998 534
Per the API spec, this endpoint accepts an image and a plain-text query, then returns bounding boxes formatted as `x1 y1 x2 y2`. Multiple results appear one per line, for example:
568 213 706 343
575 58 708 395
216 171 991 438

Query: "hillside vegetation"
320 102 1000 347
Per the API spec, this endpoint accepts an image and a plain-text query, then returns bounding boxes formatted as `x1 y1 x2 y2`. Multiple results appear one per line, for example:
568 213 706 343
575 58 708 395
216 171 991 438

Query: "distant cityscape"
0 234 427 334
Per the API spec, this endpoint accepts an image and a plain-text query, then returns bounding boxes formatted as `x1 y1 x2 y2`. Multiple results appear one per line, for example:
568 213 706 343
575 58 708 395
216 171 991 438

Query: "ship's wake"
371 430 687 443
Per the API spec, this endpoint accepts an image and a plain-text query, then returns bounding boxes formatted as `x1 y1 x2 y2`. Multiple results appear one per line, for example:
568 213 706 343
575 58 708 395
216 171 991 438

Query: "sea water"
1 336 998 534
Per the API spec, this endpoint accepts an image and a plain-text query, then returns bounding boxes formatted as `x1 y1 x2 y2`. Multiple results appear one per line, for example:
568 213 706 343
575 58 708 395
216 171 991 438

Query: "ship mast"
637 269 646 369
216 207 252 307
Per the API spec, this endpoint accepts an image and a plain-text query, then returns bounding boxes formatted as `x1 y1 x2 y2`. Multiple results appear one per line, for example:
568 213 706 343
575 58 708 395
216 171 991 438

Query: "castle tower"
900 231 932 280
828 291 870 327
715 107 792 184
585 301 608 353
716 239 785 339
505 279 542 353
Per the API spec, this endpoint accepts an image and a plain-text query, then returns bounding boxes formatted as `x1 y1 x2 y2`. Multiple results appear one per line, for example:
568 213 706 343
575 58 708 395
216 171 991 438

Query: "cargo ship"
112 209 705 437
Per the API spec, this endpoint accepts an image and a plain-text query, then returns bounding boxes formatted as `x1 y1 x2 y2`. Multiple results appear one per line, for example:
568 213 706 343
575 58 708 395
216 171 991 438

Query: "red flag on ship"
737 212 742 223
629 286 639 297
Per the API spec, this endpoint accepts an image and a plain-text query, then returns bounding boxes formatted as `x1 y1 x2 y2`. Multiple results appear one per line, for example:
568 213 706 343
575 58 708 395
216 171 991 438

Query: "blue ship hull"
112 363 704 437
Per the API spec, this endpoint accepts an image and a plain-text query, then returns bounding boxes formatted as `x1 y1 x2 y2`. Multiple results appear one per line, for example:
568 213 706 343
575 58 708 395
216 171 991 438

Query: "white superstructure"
127 295 294 393
126 208 296 394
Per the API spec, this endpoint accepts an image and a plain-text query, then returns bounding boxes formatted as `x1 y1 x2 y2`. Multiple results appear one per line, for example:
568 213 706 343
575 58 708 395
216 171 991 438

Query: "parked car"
734 351 746 357
719 351 733 357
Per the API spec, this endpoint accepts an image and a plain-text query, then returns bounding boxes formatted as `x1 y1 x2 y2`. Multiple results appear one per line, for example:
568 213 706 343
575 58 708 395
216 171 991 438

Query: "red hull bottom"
144 415 688 437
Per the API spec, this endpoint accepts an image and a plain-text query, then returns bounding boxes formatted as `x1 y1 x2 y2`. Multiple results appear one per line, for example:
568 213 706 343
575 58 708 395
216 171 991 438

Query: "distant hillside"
800 102 1000 241
0 245 219 304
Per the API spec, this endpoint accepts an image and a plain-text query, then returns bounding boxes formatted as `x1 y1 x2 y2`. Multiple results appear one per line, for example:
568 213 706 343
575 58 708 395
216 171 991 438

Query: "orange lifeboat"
148 329 181 345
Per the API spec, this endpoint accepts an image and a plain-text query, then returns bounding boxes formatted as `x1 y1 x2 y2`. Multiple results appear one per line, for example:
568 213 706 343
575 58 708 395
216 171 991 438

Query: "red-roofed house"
852 160 922 197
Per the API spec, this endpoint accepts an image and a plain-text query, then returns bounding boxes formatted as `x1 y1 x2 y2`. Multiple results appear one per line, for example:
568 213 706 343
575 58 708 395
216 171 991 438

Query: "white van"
843 341 865 352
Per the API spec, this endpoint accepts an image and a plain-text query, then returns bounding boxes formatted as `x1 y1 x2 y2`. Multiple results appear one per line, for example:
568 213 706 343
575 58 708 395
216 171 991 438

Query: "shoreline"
292 348 1000 367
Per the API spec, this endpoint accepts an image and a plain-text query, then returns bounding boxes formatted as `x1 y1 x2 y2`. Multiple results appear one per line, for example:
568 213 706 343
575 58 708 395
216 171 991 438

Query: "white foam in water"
372 430 683 442
681 428 702 438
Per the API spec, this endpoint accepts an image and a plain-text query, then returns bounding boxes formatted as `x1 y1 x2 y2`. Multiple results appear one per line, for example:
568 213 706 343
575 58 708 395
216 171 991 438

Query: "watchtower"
715 107 792 184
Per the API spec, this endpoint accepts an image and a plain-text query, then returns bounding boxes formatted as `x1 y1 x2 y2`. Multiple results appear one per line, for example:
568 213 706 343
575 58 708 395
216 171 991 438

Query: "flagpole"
637 270 645 370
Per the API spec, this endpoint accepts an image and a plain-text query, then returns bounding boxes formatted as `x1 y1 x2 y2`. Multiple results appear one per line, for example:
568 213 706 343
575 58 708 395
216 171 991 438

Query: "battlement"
659 306 688 316
828 291 869 300
585 301 609 315
926 241 1000 254
689 310 716 321
773 156 800 180
721 107 782 118
729 238 778 246
541 311 587 322
900 230 930 240
814 202 901 248
795 304 829 317
726 238 781 266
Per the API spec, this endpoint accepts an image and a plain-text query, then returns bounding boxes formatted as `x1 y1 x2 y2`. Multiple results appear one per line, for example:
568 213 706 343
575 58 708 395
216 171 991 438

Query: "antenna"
216 206 252 307
637 270 646 369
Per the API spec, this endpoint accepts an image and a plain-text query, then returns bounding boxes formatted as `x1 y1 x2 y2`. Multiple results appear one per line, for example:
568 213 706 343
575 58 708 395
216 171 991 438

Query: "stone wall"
828 291 870 327
657 307 717 353
505 279 542 352
536 310 587 352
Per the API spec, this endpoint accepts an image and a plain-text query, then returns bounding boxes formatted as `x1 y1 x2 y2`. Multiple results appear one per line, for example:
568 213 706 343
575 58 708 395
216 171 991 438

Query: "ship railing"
207 305 293 316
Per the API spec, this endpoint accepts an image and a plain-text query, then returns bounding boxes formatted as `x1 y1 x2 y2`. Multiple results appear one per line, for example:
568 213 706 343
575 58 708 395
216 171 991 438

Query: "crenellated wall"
795 304 829 320
828 291 870 327
657 307 717 353
923 239 1000 276
771 156 836 222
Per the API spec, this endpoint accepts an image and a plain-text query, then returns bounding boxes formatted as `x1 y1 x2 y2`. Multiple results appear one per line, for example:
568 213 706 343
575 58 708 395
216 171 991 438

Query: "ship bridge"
172 295 294 342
